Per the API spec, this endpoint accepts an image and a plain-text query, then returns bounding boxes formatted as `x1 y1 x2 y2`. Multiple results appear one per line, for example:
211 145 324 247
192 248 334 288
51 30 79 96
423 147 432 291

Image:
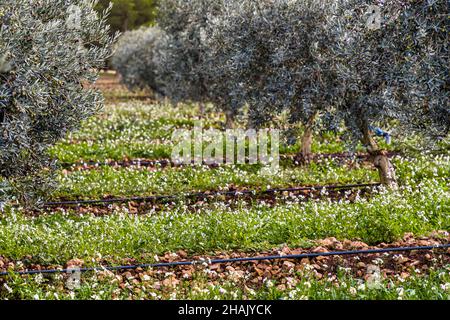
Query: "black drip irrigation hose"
44 182 381 207
1 244 449 276
59 152 399 169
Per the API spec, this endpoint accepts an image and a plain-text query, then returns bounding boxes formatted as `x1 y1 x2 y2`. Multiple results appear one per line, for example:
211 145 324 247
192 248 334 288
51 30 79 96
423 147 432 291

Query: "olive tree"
111 26 167 94
204 0 447 186
324 0 448 187
204 0 339 161
156 0 237 122
156 0 209 108
0 0 116 206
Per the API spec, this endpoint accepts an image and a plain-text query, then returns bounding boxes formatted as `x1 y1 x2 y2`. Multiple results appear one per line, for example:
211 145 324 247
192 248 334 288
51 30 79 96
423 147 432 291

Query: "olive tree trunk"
225 110 235 129
199 102 205 115
361 124 398 188
296 112 317 164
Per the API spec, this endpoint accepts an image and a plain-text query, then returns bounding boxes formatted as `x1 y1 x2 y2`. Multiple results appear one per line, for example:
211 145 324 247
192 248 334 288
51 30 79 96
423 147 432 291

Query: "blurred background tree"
96 0 158 34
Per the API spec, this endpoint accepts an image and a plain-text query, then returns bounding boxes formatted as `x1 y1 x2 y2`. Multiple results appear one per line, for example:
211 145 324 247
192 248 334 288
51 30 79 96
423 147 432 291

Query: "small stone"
66 258 84 268
396 256 409 264
254 268 264 276
350 241 369 249
282 261 295 271
314 271 323 279
162 277 179 287
316 256 329 262
312 246 328 253
177 250 188 258
357 262 366 269
141 274 151 281
209 264 220 270
300 258 310 265
153 282 161 290
409 260 420 267
343 240 353 248
281 246 291 255
124 272 134 280
256 263 267 270
318 238 336 247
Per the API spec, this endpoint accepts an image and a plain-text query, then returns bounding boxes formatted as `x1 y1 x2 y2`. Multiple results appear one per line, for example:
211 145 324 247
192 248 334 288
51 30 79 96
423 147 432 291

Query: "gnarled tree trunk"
225 110 235 129
199 102 205 115
296 112 317 165
361 123 398 189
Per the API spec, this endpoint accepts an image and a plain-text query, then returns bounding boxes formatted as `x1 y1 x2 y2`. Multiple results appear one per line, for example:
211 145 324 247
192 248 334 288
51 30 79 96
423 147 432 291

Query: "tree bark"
199 102 205 115
296 112 316 165
122 16 129 32
225 110 235 129
361 123 398 189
